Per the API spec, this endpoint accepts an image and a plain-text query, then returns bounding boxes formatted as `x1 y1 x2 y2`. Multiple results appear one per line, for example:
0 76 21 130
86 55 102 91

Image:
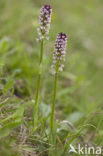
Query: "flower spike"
37 5 52 41
52 33 67 73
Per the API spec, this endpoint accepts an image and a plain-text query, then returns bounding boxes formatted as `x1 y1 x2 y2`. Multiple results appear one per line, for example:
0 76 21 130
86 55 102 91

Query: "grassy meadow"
0 0 103 155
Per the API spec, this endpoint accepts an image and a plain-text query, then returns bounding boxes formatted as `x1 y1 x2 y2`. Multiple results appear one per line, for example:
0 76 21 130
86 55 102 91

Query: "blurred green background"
0 0 103 155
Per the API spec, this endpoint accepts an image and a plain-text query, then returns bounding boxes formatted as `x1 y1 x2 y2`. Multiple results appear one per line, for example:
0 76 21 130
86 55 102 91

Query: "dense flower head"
37 5 52 41
51 33 67 73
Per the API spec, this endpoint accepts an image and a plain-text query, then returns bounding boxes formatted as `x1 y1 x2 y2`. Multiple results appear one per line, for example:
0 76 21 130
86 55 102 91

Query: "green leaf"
3 78 13 95
1 106 24 124
0 106 24 138
66 111 84 124
0 122 20 138
40 103 51 117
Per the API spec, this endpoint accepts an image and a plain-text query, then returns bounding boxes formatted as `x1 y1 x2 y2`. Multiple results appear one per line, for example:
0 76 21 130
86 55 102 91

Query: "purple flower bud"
37 5 52 40
52 33 67 73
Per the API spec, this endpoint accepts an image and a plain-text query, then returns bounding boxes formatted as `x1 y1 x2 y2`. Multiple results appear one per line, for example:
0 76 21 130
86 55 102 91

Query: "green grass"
0 0 103 155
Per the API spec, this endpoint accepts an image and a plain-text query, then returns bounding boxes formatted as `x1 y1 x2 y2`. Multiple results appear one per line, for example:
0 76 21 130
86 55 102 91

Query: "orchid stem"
50 61 59 144
33 39 44 128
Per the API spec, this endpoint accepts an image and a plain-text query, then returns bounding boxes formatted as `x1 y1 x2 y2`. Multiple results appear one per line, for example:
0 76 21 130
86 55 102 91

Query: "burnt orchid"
51 33 67 73
50 33 68 144
33 5 52 128
37 5 52 41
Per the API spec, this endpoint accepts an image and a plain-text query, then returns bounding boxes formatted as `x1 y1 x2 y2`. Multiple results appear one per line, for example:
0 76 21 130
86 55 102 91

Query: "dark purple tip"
58 33 67 40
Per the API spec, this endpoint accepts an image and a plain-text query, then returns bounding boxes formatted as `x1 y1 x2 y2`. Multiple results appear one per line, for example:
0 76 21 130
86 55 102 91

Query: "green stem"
33 39 44 128
50 61 59 143
50 73 58 134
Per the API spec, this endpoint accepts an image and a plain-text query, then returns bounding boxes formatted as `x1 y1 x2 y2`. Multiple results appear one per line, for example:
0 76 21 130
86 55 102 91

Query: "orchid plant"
34 5 52 128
